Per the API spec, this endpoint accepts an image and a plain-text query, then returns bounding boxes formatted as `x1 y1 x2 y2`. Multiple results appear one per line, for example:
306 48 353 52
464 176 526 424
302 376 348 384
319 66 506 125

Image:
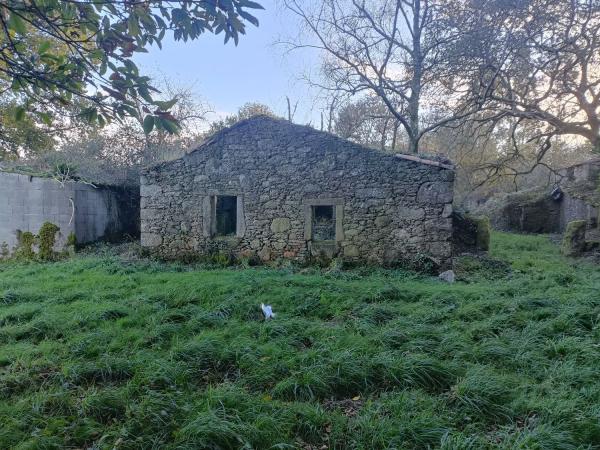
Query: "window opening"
312 205 335 240
215 195 237 236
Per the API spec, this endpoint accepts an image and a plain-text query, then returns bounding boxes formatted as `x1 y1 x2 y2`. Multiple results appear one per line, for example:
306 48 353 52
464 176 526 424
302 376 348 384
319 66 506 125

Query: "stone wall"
490 191 562 233
558 160 600 230
141 116 454 266
560 194 598 230
475 160 600 235
0 171 139 252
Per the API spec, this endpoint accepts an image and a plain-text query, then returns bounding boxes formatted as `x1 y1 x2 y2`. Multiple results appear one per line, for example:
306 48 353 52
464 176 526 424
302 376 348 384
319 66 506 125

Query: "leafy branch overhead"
0 0 263 132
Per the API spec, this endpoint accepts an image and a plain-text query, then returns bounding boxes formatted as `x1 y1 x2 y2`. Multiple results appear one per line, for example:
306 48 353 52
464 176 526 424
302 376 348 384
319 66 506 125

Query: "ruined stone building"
481 159 600 235
558 160 600 230
140 116 455 266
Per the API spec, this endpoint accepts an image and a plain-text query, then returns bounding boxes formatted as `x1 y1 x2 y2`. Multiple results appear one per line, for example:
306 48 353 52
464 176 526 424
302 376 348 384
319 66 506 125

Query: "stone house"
140 116 455 266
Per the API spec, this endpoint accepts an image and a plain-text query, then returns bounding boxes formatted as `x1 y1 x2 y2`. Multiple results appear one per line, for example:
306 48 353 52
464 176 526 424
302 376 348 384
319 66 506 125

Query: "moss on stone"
452 212 490 253
561 220 587 257
470 215 491 251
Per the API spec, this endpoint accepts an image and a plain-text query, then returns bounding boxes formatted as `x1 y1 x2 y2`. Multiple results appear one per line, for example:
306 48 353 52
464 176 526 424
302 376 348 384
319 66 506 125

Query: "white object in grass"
261 303 276 320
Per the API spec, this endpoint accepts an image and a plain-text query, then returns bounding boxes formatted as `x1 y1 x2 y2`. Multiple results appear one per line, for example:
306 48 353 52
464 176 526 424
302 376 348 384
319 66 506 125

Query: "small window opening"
215 195 237 236
312 205 335 241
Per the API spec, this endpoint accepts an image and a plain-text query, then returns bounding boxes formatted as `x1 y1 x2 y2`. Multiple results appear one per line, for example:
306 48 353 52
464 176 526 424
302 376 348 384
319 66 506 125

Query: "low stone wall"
0 171 139 252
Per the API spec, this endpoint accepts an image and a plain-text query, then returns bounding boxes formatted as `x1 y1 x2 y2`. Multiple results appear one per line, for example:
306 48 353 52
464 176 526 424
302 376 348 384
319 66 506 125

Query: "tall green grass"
1 232 599 448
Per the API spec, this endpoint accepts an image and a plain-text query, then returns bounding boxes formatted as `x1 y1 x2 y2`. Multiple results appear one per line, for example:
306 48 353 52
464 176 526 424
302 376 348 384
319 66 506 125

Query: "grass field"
1 232 599 449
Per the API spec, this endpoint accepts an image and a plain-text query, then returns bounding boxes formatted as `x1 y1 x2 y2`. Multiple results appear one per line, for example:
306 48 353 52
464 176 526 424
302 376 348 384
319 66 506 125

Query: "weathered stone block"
141 184 161 197
344 245 360 257
271 217 291 233
417 182 453 204
442 204 453 218
258 247 271 261
438 270 455 283
374 216 392 228
398 207 426 220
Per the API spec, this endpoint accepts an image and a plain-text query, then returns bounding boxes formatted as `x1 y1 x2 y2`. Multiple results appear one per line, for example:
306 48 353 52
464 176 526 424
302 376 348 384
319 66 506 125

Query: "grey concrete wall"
0 171 139 253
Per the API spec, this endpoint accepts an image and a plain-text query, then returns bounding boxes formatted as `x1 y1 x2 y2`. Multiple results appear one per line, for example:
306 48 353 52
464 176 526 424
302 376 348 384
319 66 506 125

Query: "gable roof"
169 115 453 171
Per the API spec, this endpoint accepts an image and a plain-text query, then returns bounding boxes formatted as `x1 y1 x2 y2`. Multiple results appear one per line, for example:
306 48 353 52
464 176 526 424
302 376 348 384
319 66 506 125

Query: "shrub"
211 251 233 267
38 222 60 261
398 252 440 274
66 232 77 247
65 232 77 256
0 242 9 259
472 215 491 251
453 255 511 280
14 230 36 260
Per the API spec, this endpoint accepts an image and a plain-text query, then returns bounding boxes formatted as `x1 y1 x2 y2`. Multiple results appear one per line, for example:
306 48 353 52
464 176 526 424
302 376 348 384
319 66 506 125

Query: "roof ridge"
145 116 455 171
394 153 454 170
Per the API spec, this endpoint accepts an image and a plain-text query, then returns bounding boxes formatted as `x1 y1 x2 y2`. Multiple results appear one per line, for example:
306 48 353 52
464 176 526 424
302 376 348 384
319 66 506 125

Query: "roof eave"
394 153 454 170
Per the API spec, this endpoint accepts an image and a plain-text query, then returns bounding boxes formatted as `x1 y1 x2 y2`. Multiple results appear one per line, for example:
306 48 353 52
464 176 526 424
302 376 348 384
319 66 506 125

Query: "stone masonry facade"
140 116 454 266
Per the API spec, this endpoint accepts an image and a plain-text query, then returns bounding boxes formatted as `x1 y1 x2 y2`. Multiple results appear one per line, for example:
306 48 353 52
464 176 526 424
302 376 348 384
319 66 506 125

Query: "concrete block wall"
0 171 139 252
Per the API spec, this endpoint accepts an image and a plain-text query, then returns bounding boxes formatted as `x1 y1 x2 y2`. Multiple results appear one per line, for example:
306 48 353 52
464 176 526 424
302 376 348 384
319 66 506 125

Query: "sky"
134 1 321 127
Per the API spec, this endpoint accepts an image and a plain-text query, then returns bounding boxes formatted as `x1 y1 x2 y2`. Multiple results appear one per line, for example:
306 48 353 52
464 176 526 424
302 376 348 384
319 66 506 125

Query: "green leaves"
127 14 140 36
157 117 180 134
79 107 99 124
1 0 263 133
153 99 178 111
238 0 265 9
12 107 26 122
239 10 260 27
38 41 52 55
143 115 155 134
7 13 27 35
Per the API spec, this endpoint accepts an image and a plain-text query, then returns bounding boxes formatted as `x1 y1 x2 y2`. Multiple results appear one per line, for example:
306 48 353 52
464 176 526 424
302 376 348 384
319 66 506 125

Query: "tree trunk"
391 120 399 152
408 0 423 154
328 100 335 133
380 117 389 151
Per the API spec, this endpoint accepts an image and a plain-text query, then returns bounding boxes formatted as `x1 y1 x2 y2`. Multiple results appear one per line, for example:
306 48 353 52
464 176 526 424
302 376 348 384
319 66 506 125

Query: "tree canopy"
0 0 263 132
474 0 600 154
205 102 276 136
284 0 482 154
286 0 600 164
